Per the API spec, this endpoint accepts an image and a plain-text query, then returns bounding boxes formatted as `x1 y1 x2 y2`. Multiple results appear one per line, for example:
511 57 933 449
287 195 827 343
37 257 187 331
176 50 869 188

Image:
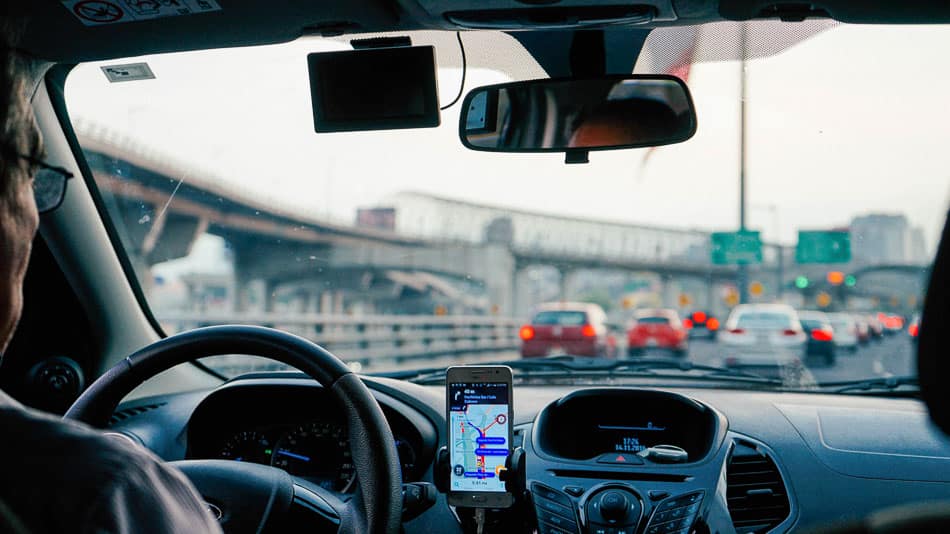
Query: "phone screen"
448 381 511 493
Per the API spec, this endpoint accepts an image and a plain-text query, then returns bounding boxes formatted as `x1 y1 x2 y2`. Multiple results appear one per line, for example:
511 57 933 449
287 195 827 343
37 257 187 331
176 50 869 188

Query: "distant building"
356 207 396 231
850 214 928 264
910 227 928 264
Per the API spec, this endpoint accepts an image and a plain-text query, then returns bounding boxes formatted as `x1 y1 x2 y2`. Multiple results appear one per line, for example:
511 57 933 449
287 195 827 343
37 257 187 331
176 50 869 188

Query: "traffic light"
749 281 764 296
795 276 809 289
844 275 857 287
827 271 845 286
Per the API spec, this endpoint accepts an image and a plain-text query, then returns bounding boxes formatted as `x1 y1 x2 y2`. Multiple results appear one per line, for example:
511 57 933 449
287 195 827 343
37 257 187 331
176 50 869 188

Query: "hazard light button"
596 453 644 465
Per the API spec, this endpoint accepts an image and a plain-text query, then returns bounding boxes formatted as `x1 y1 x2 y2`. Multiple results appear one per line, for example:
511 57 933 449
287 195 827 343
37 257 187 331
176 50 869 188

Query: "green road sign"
796 231 851 264
711 231 763 265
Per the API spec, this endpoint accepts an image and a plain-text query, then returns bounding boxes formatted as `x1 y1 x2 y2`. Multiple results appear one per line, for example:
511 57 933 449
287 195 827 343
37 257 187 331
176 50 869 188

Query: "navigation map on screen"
448 382 510 493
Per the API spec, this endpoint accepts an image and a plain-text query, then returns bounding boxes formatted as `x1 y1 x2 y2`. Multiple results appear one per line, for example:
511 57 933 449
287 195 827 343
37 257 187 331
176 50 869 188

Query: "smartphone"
446 366 515 508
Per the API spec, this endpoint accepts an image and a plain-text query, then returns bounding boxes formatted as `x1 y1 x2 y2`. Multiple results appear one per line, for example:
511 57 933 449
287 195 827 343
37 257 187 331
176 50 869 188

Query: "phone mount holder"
434 445 527 502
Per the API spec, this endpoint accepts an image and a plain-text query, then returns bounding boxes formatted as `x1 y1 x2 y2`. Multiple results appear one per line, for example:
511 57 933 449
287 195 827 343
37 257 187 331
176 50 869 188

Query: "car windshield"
636 317 671 325
533 311 587 326
735 313 794 329
64 23 944 388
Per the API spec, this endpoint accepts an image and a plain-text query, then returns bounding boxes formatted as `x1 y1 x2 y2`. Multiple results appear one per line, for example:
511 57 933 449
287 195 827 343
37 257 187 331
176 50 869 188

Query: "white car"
827 313 860 353
718 304 807 370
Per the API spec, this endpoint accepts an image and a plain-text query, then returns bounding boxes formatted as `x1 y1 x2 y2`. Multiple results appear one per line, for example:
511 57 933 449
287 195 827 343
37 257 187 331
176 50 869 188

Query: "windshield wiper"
818 375 919 394
386 355 785 386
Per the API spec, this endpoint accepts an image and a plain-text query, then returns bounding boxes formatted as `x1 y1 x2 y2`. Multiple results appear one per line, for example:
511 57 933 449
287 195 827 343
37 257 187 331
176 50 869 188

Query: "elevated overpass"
77 122 874 316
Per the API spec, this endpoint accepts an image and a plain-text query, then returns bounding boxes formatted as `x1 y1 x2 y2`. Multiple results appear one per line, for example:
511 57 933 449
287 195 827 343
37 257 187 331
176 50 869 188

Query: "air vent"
513 428 525 449
726 439 791 533
108 402 166 426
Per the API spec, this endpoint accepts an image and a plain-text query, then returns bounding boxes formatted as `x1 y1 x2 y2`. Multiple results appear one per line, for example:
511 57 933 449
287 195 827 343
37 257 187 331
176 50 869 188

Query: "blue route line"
466 421 484 438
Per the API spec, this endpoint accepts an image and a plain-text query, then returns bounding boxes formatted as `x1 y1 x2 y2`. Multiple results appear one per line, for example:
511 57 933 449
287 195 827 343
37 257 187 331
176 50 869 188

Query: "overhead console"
534 389 723 465
410 0 679 29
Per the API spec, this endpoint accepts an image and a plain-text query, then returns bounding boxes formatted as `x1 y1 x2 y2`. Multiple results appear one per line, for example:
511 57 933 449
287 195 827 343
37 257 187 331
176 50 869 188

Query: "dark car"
685 310 720 340
799 311 837 365
520 303 611 358
881 313 906 336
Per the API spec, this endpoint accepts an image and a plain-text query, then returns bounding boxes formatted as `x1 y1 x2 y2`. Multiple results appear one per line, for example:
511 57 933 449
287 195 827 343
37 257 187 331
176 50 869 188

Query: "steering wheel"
64 325 403 534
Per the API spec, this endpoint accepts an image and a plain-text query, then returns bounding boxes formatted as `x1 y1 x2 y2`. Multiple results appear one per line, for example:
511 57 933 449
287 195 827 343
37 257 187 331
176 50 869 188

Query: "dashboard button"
599 491 630 522
596 452 645 465
658 491 704 511
536 507 577 531
534 496 575 521
532 482 574 508
667 506 688 520
651 510 672 523
648 490 670 501
590 525 609 534
563 485 586 497
647 517 692 534
664 517 691 531
537 521 577 534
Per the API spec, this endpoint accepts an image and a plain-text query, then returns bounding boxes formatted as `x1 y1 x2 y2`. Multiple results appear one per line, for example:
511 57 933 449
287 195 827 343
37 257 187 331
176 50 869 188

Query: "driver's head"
569 99 681 149
0 36 41 355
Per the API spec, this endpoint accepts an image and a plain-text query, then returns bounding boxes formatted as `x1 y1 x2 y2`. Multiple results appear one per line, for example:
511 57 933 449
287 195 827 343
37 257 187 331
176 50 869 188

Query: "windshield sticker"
62 0 222 27
101 62 155 82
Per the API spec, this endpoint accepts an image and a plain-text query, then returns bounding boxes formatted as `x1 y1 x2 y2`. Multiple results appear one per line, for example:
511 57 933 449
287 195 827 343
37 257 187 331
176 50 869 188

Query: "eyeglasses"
16 153 74 214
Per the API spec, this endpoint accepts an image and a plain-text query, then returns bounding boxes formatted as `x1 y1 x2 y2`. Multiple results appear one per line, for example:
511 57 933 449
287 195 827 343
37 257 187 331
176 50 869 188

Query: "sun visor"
919 211 950 435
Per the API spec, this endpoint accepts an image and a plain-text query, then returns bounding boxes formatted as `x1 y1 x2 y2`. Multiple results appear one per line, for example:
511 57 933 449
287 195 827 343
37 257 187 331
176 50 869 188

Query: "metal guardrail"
158 313 522 372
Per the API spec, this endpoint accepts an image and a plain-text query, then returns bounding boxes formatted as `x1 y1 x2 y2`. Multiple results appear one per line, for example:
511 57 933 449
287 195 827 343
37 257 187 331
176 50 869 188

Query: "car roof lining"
6 1 950 64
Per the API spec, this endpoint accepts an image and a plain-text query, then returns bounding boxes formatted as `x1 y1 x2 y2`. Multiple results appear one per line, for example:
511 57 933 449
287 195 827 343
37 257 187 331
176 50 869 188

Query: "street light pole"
738 22 750 304
752 203 782 300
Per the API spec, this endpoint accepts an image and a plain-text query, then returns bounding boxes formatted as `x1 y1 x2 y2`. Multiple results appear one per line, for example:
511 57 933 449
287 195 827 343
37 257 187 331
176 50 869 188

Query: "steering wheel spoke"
291 478 346 530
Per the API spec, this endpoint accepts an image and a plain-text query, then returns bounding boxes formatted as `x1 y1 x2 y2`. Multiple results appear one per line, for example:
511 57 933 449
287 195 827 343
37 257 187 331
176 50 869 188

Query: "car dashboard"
111 374 950 533
184 383 435 493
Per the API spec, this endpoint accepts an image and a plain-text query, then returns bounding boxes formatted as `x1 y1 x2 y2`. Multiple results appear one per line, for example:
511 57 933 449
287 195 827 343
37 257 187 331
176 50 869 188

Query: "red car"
519 303 611 358
627 309 689 357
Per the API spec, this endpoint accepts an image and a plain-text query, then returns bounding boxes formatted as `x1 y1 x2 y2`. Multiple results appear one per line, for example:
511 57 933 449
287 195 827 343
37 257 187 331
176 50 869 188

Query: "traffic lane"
686 335 916 382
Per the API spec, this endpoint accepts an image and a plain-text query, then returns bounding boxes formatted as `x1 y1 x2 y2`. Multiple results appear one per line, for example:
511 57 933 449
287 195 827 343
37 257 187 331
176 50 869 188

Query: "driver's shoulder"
0 398 157 484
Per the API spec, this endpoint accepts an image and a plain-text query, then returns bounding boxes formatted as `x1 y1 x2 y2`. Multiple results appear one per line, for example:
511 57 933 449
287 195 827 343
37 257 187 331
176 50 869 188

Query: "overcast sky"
65 24 950 253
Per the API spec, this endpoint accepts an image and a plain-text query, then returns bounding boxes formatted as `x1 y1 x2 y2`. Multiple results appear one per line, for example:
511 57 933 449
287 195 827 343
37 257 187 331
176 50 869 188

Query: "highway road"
360 332 918 386
684 333 917 383
208 330 917 386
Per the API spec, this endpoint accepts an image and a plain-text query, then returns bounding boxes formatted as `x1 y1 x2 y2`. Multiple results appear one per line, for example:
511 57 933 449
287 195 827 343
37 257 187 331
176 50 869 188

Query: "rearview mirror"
460 75 696 160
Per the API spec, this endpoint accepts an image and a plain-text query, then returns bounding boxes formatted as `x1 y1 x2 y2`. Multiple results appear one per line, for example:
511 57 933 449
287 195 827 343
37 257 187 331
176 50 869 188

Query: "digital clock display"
595 421 669 455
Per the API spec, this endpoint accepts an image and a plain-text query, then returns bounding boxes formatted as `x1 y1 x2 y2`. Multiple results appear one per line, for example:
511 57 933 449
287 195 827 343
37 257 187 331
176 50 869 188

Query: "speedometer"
271 421 354 492
219 430 273 464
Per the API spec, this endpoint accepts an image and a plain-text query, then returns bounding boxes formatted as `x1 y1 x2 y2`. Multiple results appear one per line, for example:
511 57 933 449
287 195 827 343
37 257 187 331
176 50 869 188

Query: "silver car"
718 304 807 369
827 313 860 352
